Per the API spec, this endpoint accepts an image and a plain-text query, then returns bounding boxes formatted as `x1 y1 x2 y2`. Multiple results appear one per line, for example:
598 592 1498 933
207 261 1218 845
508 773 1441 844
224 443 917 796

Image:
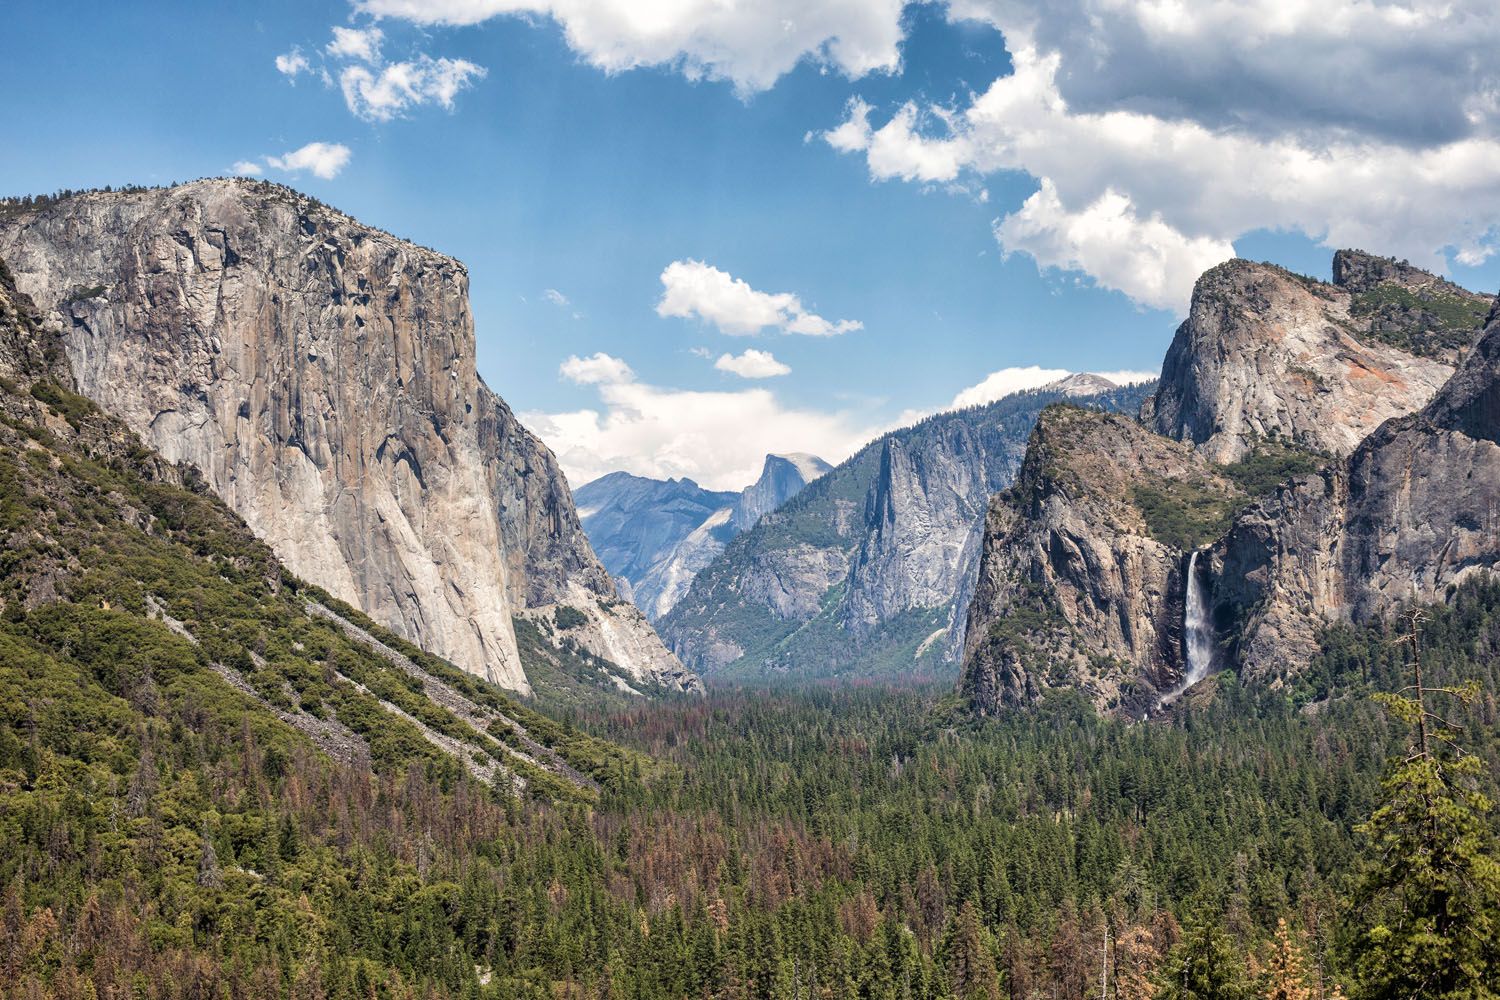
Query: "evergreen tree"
1260 919 1313 1000
944 901 1001 1000
1157 914 1247 1000
1344 612 1500 1000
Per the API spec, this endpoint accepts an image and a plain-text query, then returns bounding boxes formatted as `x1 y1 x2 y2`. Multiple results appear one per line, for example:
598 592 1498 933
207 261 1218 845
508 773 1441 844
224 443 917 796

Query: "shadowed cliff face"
962 251 1495 716
960 406 1239 716
660 381 1154 682
0 179 696 697
1217 305 1500 686
1144 254 1477 463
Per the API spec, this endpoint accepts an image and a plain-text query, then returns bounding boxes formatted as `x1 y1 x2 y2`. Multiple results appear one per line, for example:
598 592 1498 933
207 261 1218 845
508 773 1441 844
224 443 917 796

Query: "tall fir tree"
1344 612 1500 1000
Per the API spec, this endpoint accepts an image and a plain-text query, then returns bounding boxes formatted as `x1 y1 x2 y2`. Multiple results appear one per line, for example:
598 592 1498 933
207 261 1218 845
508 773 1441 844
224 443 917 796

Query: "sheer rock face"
960 407 1237 715
1218 310 1500 684
961 251 1495 715
0 179 694 695
661 383 1153 680
842 424 998 640
731 454 832 533
1144 257 1464 463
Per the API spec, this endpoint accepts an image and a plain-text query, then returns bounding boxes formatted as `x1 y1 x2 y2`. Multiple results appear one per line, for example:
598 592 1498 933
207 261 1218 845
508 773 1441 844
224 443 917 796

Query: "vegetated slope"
0 254 672 994
0 178 693 697
660 380 1154 682
0 248 646 784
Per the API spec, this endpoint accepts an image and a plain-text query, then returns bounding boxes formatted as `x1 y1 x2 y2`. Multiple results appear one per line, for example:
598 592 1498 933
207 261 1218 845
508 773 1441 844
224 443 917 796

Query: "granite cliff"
1217 303 1500 685
661 379 1153 680
1143 253 1475 462
961 251 1493 715
0 179 697 697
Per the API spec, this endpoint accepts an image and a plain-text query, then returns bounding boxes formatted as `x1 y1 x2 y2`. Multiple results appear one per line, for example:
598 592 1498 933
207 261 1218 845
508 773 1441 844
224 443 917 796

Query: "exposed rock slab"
1218 307 1500 683
960 406 1239 715
0 179 694 695
1144 256 1466 462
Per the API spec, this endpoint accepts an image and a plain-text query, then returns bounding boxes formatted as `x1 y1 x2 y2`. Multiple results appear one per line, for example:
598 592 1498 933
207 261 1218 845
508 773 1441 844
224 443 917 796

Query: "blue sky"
6 1 1500 489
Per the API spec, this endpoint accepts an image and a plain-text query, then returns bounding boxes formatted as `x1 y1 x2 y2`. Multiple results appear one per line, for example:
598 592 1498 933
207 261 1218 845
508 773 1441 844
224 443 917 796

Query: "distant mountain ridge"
577 453 831 621
659 376 1154 681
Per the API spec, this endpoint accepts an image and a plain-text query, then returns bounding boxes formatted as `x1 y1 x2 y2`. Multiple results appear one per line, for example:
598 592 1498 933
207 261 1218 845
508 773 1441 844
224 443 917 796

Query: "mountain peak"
1145 249 1471 462
733 452 833 532
1042 372 1119 397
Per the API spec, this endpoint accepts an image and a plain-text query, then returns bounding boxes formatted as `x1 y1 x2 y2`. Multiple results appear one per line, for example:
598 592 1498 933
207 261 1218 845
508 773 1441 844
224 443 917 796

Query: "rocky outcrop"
962 250 1494 715
1144 257 1466 462
960 406 1240 715
1218 307 1500 684
662 380 1153 680
0 179 695 696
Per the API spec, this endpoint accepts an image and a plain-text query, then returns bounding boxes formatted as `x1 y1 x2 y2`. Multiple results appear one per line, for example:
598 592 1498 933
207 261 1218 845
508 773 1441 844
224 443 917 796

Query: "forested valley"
6 573 1499 998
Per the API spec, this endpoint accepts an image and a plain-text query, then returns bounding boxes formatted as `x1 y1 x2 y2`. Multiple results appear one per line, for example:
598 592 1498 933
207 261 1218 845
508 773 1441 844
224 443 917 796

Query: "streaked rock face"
661 381 1154 680
1218 308 1500 685
1144 255 1471 462
960 407 1235 716
962 251 1495 715
0 179 696 696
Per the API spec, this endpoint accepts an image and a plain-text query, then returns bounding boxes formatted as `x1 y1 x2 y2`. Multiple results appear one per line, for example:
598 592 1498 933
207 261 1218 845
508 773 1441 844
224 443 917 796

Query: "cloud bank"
824 1 1500 313
524 353 874 490
352 0 908 94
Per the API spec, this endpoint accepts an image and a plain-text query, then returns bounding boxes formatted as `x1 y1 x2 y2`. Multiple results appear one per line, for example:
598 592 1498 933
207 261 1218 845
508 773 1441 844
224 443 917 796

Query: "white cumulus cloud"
525 358 876 490
351 0 907 94
327 25 385 63
560 352 635 385
822 3 1500 314
264 142 353 180
543 288 570 307
340 54 486 121
715 349 792 379
656 260 861 337
275 48 312 78
230 160 264 177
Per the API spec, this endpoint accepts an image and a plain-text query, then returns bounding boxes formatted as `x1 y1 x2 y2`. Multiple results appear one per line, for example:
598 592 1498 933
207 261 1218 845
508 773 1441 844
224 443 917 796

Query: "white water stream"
1157 550 1215 710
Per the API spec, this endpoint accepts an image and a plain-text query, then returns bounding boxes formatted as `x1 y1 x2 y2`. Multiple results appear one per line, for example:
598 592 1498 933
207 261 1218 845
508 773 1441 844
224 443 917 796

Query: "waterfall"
1182 550 1214 687
1157 551 1215 710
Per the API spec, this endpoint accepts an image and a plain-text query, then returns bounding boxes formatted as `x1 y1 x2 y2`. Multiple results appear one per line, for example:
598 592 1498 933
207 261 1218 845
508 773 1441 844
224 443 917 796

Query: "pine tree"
1157 913 1247 1000
1260 920 1313 1000
1344 612 1500 1000
945 901 1001 1000
1116 924 1162 1000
